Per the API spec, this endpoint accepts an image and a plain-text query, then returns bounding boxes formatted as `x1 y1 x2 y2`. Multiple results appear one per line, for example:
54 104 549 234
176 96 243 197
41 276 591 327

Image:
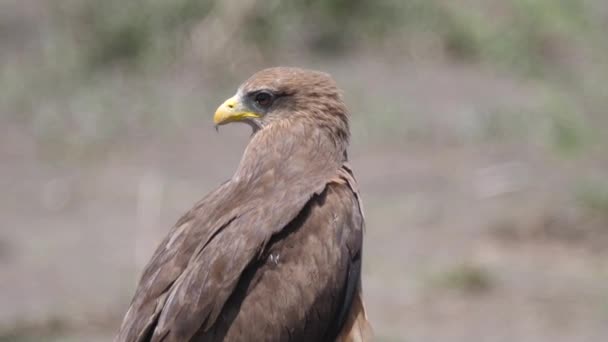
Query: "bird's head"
213 67 348 134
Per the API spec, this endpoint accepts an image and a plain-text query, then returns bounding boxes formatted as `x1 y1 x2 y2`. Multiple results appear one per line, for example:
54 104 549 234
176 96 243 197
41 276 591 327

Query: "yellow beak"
213 95 261 126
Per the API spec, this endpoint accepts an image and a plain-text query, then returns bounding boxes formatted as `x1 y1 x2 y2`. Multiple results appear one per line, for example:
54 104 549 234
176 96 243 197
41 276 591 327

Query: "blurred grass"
428 263 494 295
0 317 68 342
47 0 605 74
1 0 607 157
577 181 608 222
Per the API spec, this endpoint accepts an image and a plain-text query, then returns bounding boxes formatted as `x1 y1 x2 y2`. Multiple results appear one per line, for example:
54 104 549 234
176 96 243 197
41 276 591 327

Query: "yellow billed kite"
117 67 370 342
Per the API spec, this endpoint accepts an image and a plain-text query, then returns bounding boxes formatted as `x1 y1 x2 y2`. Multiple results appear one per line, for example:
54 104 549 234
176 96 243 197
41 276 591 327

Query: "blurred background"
1 0 608 341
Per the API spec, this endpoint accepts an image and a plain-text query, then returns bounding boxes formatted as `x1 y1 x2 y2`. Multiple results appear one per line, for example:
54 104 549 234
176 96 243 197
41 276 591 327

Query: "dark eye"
254 92 273 108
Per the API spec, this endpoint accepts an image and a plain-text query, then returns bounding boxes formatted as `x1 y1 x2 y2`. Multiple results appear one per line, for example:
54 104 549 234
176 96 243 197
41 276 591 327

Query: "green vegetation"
43 0 602 74
429 263 494 295
0 317 68 342
2 0 607 157
577 181 608 218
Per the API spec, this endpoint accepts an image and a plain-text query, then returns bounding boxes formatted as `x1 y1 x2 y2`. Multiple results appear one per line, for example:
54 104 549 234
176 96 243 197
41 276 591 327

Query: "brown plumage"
116 67 371 342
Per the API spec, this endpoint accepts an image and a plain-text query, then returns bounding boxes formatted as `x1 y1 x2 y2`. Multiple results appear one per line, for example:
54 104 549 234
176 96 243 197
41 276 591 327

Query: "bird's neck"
233 119 347 184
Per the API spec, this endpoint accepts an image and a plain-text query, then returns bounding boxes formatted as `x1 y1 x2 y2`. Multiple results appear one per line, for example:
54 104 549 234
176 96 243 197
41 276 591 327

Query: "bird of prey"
116 67 370 342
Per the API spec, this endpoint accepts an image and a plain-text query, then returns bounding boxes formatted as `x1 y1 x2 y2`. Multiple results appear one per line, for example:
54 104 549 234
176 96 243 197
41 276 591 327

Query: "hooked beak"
213 95 261 127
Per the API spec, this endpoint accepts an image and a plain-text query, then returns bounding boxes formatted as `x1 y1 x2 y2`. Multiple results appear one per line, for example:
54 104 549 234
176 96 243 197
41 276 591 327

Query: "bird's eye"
254 92 273 108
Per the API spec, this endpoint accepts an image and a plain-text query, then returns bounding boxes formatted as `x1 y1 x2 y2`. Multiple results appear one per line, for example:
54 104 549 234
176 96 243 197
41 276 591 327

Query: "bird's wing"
148 175 336 342
116 160 341 341
116 180 236 342
193 165 366 341
328 164 369 340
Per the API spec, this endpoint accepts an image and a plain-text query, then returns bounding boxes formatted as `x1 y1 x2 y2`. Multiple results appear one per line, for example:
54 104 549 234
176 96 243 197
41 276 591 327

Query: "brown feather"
116 67 370 342
336 291 373 342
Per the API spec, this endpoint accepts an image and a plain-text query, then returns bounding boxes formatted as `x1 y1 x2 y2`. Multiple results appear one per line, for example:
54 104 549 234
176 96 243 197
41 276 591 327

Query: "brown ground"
2 57 607 342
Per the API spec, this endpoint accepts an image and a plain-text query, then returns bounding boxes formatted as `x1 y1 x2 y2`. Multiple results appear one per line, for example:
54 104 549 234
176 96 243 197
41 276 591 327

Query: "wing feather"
194 166 366 341
117 160 341 341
